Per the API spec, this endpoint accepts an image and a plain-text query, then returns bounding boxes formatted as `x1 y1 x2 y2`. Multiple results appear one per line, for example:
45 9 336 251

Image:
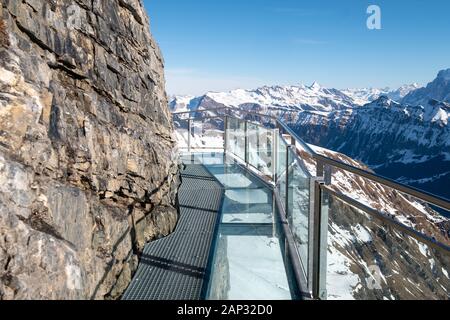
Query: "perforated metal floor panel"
122 164 223 300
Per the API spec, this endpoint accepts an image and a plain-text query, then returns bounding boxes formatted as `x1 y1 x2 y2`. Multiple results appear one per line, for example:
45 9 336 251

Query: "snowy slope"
342 83 420 105
169 95 202 112
294 143 450 300
205 82 358 112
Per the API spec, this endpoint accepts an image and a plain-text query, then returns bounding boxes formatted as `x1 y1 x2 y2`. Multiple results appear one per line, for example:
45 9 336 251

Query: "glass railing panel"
190 117 224 149
276 134 288 177
276 173 287 212
247 122 274 178
287 148 311 277
227 117 246 160
322 189 450 300
180 152 226 165
325 167 450 243
276 143 294 213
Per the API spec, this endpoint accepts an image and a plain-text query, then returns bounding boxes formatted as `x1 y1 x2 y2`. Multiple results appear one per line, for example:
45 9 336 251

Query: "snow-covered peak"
309 81 321 91
393 83 421 99
365 95 399 108
423 100 450 125
169 95 201 112
169 71 448 120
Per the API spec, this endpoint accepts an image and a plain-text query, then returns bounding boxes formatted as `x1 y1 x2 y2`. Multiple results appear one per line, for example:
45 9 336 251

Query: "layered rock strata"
0 0 179 299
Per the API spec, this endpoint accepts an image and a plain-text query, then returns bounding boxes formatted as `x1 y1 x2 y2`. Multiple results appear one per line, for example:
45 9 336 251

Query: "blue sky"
143 0 450 95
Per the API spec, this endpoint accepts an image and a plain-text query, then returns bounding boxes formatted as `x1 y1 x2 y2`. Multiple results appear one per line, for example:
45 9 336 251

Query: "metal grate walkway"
122 164 223 300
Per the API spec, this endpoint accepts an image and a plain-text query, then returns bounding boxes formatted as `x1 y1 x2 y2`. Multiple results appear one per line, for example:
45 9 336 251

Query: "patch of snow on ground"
326 244 359 300
416 240 429 258
392 149 431 164
352 225 372 243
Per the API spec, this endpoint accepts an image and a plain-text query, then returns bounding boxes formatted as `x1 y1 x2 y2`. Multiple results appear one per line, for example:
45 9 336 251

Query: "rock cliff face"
0 0 179 299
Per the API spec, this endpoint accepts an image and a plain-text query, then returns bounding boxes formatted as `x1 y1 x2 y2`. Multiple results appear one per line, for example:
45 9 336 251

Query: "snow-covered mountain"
170 69 450 200
291 95 450 199
205 82 360 112
168 95 204 113
402 68 450 106
342 84 420 106
292 79 450 198
170 82 362 113
170 82 420 114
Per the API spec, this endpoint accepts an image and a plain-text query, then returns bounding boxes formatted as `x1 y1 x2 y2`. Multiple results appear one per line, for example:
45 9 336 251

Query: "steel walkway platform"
122 164 224 300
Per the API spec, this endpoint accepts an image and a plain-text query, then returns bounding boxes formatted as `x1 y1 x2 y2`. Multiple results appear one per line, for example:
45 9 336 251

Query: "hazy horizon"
165 80 426 98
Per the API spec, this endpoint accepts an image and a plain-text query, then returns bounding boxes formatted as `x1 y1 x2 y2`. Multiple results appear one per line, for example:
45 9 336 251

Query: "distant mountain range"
341 84 421 106
169 80 420 112
170 69 450 200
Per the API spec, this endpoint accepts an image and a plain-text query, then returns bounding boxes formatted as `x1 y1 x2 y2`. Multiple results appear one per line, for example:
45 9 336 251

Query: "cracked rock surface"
0 0 180 299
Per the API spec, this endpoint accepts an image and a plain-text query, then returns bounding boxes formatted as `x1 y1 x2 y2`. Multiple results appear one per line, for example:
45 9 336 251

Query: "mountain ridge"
170 82 421 113
402 68 450 106
170 69 450 200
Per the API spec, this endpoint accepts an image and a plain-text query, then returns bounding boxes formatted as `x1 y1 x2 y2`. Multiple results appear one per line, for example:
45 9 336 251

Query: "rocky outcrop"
0 0 179 299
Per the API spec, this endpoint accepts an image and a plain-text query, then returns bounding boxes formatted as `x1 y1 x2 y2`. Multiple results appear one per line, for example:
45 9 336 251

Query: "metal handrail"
322 186 450 254
173 107 450 249
172 107 450 211
173 106 450 299
315 154 450 211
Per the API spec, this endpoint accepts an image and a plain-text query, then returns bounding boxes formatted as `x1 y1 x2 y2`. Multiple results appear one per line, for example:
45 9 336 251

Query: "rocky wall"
0 0 179 299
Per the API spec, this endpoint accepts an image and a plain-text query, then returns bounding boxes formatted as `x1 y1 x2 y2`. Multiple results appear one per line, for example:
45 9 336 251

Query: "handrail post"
316 159 324 177
316 158 332 185
324 164 332 185
285 144 290 216
285 137 296 217
272 128 279 182
308 177 328 299
290 134 296 148
224 115 228 153
244 120 249 166
188 117 192 153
